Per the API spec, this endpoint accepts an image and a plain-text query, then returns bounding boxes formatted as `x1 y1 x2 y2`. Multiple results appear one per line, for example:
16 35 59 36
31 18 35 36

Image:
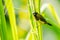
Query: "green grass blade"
33 0 40 13
4 0 18 40
28 0 38 40
48 4 60 26
0 0 8 40
28 0 36 30
36 21 42 40
41 4 60 28
28 0 42 40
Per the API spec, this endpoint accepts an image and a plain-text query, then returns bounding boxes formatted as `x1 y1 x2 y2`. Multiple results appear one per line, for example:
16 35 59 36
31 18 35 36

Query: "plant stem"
4 0 18 40
0 0 8 40
28 0 37 40
33 0 36 12
36 21 42 40
48 4 60 27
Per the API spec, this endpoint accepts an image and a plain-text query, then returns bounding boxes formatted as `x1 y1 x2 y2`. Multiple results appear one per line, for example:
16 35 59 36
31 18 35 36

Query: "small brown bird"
33 12 52 26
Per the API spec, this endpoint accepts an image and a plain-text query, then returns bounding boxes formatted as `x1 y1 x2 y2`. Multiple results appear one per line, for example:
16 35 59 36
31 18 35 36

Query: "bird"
33 12 52 26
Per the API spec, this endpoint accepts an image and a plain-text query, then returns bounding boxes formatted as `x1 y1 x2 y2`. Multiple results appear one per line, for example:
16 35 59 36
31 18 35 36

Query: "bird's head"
33 12 38 16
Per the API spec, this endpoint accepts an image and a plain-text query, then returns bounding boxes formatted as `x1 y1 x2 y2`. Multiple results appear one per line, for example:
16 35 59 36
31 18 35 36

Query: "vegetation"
0 0 60 40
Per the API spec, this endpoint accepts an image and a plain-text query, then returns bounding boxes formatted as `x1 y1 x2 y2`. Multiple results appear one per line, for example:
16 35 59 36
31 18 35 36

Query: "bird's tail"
45 22 52 26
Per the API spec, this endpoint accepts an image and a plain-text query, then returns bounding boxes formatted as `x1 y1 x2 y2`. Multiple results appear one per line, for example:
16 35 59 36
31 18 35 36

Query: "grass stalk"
0 0 8 40
36 21 42 40
41 3 60 28
28 0 38 40
28 0 42 40
35 0 42 40
28 0 37 31
33 0 40 13
32 0 36 11
48 4 60 27
4 0 18 40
